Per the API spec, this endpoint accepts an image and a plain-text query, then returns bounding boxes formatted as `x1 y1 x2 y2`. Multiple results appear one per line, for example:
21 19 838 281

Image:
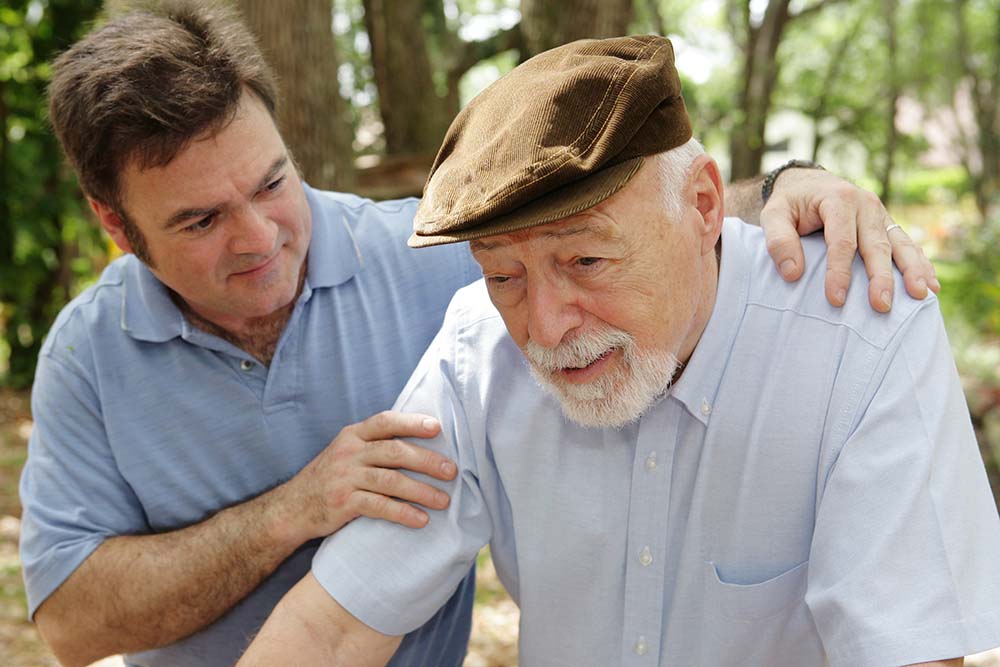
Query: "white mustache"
525 327 635 372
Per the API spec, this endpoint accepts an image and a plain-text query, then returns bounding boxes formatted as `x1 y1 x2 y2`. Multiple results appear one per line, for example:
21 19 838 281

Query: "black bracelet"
761 159 825 204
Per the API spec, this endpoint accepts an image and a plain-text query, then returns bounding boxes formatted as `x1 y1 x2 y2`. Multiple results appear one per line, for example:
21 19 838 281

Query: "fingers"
887 226 940 299
349 490 433 529
854 199 895 313
345 438 454 528
760 196 807 282
352 410 442 442
360 437 458 481
817 198 860 307
346 411 454 480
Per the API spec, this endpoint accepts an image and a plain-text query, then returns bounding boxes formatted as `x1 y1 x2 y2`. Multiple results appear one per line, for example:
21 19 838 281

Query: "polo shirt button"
639 546 653 567
240 359 254 371
700 398 712 415
634 636 648 656
644 452 657 471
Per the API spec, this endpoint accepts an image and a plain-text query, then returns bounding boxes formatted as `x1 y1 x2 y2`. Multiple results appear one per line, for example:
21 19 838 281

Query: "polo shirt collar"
120 182 363 342
302 183 363 289
670 218 749 425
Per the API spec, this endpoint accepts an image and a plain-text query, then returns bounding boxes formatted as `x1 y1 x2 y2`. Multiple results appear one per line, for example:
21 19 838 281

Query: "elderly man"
241 36 1000 667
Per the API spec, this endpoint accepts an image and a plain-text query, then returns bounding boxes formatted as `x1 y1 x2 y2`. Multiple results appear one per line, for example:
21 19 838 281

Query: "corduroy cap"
409 35 691 248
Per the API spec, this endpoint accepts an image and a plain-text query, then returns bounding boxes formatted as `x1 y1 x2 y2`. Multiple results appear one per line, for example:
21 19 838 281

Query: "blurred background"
0 0 997 665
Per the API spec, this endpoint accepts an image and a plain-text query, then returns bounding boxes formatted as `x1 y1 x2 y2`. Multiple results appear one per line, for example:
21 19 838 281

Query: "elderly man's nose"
526 282 583 348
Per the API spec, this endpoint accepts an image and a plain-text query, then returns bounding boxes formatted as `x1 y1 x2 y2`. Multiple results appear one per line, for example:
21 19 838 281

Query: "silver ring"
885 223 903 234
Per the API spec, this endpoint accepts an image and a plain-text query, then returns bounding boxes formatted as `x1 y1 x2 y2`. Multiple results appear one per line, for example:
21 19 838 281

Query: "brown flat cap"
409 35 691 248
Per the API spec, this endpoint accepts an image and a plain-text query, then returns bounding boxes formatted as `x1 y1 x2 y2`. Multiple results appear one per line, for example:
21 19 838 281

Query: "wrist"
251 483 310 555
761 159 824 204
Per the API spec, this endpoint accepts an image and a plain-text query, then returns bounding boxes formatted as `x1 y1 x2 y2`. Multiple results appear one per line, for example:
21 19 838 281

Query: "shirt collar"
302 183 363 289
120 182 363 342
669 218 750 425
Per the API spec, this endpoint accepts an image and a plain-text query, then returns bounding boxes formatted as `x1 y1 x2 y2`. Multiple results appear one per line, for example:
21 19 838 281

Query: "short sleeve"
19 352 149 617
806 303 1000 666
311 321 493 636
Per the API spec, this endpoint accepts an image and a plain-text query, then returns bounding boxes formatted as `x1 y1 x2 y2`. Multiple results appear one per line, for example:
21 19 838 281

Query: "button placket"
620 404 678 665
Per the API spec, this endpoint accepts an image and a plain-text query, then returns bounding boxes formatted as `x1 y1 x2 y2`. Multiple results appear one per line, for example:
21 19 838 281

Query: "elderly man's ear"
687 155 725 256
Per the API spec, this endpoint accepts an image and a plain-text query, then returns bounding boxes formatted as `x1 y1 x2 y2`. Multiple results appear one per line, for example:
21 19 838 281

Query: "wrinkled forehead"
469 212 625 256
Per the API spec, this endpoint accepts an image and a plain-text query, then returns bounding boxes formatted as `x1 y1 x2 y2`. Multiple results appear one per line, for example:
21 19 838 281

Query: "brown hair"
48 0 278 259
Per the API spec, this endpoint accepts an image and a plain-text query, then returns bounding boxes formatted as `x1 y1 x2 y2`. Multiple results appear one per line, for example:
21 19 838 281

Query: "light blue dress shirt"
315 219 1000 666
19 185 483 667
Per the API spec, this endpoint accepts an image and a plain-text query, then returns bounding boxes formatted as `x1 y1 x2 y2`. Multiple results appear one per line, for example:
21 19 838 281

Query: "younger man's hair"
48 0 278 254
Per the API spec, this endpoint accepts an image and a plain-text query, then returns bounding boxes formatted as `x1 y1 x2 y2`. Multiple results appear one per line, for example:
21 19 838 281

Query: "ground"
2 387 997 667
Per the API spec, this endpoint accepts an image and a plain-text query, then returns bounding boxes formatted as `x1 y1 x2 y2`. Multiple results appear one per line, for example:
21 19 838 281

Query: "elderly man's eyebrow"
470 221 620 252
164 156 288 229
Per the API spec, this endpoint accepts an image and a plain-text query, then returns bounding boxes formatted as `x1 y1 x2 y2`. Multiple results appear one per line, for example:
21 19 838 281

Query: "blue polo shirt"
19 185 482 667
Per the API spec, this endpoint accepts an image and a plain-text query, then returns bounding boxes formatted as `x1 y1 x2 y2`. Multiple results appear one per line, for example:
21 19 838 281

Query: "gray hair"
654 138 706 219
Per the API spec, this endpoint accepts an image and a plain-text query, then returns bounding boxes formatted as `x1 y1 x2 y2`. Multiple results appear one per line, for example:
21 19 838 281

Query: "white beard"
524 325 680 429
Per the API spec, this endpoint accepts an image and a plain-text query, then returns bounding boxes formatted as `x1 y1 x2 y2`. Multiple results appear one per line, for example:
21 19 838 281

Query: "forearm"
723 176 765 224
35 486 299 667
239 572 402 667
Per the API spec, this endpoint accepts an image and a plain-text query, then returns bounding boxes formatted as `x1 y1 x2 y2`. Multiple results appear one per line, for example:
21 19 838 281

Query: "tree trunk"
808 10 863 162
728 0 792 180
520 0 633 57
879 0 899 203
238 0 355 190
954 0 999 218
362 0 455 157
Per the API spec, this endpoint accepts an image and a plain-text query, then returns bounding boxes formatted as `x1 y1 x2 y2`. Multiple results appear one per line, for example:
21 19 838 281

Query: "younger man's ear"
89 198 134 255
687 154 724 256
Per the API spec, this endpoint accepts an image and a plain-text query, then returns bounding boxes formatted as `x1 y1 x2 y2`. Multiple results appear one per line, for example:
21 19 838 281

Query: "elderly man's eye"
577 257 602 267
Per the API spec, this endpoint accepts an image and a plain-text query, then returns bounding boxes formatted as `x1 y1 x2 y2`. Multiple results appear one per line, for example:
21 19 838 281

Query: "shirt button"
639 546 653 567
700 398 712 415
634 635 648 656
644 452 657 471
240 359 254 371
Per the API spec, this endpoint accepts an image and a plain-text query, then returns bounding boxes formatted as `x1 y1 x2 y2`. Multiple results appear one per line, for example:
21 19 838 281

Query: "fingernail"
440 461 457 477
780 259 796 278
422 417 437 430
931 277 941 291
835 288 846 304
881 290 892 309
436 491 450 506
916 278 927 293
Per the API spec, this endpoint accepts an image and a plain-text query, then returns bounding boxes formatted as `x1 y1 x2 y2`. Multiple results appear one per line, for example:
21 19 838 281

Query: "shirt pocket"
703 559 808 619
699 560 823 665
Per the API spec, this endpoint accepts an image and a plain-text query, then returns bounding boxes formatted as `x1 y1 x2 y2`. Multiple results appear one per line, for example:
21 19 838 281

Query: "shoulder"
39 256 132 365
407 280 510 380
306 185 479 284
726 219 935 350
443 280 506 338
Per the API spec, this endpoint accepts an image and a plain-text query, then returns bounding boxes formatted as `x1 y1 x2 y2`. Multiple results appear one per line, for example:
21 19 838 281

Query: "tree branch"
790 0 847 21
447 23 525 82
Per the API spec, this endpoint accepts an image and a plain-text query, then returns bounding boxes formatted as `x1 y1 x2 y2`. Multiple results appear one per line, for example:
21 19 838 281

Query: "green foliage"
896 167 972 205
937 208 1000 339
0 0 105 388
